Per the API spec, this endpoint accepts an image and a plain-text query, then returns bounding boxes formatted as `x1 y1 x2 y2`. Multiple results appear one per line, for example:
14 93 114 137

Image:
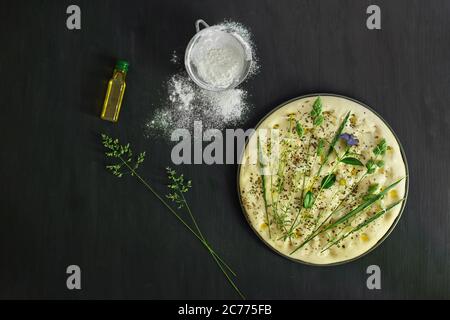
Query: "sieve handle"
195 19 209 33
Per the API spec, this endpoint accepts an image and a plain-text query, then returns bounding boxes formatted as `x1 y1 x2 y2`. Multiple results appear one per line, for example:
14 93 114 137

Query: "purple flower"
340 133 359 146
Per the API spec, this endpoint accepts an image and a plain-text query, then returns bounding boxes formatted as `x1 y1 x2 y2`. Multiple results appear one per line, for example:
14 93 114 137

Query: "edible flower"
340 133 359 146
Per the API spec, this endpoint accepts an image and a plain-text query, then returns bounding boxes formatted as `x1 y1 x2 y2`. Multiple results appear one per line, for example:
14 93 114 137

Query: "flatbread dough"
238 95 408 265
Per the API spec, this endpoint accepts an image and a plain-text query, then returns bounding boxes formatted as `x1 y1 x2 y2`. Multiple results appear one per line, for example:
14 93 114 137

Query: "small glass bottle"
101 60 129 122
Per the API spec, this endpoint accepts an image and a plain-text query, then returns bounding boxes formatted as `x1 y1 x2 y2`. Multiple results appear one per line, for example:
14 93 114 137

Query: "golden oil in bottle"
101 60 129 122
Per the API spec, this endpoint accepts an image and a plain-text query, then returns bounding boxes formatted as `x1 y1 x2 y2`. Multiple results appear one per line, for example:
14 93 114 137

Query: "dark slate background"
0 0 449 299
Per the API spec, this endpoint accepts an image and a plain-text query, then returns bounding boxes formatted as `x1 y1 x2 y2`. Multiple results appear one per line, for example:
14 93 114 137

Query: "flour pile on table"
146 21 258 138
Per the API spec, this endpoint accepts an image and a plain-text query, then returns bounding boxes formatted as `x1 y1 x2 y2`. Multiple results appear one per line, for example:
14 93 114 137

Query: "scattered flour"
170 50 179 64
202 89 247 122
146 21 258 138
169 76 195 111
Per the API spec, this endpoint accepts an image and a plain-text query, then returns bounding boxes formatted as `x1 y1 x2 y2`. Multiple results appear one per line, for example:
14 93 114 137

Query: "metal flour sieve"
184 19 253 91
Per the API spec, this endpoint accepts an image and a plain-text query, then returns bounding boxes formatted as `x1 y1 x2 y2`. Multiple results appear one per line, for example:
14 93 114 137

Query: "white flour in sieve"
190 30 246 89
146 21 258 138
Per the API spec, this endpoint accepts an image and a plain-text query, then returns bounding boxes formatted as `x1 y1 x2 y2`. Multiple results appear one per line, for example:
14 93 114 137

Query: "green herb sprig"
309 111 351 189
366 139 387 173
321 198 405 252
283 98 325 239
290 177 404 254
310 97 324 126
102 134 244 299
258 135 271 239
316 138 325 156
301 114 353 231
308 137 390 235
295 121 304 138
362 183 379 201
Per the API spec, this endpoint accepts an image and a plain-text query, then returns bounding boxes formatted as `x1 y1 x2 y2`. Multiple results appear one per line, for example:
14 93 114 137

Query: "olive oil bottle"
101 60 129 122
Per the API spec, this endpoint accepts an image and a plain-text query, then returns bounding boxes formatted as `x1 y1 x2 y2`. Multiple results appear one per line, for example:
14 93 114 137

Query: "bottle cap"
115 60 129 72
